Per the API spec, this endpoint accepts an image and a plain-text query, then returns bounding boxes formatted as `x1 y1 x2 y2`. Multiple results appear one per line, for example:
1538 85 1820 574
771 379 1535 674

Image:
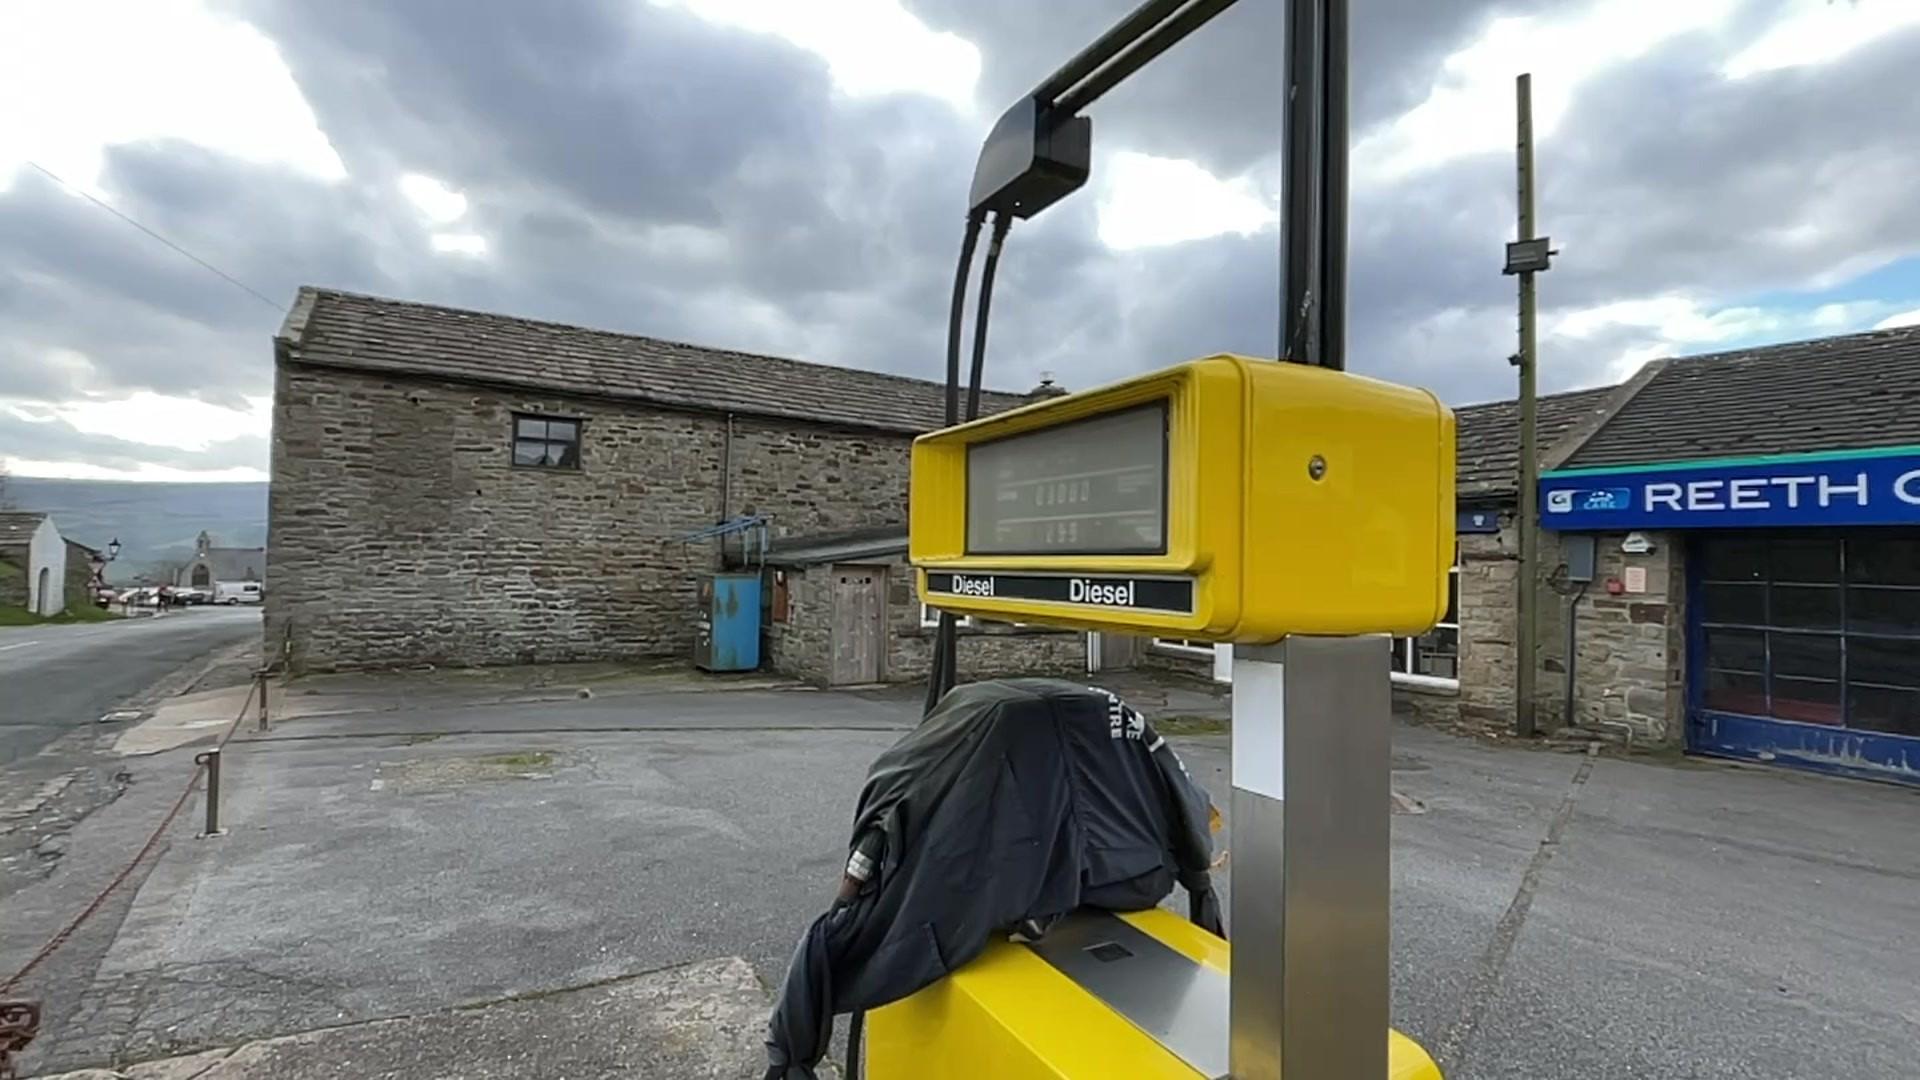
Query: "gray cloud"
0 409 266 474
4 0 1920 480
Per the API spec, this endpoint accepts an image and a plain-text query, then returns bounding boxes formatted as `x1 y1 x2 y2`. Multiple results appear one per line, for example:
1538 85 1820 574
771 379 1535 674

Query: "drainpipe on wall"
1563 580 1587 730
719 412 735 565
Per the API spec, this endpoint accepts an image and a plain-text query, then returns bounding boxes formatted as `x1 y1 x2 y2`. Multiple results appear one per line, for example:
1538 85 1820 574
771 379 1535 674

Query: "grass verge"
0 603 124 627
1154 713 1229 735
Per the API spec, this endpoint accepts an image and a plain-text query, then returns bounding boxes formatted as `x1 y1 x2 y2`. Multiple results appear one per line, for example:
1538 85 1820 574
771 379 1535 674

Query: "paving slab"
27 724 891 1073
36 956 784 1080
113 687 252 757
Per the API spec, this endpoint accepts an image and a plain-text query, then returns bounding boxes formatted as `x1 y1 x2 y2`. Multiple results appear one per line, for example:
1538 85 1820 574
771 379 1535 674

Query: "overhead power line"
24 160 283 312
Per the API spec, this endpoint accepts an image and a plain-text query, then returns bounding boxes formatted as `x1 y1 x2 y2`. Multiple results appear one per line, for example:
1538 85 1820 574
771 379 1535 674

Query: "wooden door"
1091 632 1145 671
831 565 884 685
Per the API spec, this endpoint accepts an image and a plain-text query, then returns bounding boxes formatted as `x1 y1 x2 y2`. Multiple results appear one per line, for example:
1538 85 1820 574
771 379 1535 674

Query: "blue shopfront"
1542 447 1920 786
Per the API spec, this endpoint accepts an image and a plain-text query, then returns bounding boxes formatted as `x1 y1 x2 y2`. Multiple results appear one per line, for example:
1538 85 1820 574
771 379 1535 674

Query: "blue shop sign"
1540 447 1920 530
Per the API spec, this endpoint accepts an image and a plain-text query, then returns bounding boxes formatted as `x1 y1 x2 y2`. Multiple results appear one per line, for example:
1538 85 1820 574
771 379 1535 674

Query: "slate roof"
0 512 51 547
767 526 909 567
278 288 1032 435
1454 386 1618 499
1564 324 1920 469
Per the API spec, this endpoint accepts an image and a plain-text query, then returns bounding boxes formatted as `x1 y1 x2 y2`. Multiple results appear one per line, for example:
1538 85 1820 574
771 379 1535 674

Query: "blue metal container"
695 573 761 672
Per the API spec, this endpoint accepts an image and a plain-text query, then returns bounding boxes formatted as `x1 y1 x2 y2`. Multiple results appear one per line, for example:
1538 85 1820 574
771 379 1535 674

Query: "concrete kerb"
113 662 814 754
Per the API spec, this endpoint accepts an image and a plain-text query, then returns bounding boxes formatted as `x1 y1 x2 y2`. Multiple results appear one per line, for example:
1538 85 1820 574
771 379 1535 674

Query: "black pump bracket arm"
966 0 1245 221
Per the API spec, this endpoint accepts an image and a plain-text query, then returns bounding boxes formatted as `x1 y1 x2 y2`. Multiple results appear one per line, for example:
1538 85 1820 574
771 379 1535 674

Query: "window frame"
920 603 972 630
1151 637 1216 660
511 413 583 471
1392 543 1462 689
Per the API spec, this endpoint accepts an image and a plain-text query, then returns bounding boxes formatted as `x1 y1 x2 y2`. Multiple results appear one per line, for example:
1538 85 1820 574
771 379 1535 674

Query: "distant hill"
2 478 267 584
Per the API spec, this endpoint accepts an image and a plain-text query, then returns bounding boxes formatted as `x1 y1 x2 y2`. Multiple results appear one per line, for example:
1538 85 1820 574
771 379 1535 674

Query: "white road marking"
0 640 41 652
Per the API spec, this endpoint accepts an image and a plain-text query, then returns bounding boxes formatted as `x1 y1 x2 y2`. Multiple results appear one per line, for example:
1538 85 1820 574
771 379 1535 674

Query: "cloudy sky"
3 0 1919 482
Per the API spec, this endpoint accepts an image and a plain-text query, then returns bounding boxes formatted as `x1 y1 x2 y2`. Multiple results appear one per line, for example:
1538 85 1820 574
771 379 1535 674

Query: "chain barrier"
0 674 264 1076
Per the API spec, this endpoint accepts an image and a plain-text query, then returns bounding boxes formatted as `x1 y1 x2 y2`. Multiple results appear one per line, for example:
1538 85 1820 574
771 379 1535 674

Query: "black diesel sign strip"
924 571 1194 615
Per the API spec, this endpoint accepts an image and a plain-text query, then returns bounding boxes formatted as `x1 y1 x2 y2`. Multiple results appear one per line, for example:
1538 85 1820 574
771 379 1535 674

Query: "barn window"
512 415 581 469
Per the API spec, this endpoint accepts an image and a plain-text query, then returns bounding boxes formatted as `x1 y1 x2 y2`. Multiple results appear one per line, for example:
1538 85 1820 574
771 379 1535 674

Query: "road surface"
0 607 260 768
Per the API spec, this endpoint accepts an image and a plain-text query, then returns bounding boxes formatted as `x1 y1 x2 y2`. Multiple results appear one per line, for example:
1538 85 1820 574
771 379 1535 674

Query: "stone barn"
266 288 1051 673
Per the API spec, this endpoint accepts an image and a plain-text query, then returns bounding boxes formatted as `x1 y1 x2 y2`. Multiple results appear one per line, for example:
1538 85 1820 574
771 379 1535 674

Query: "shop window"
1697 531 1920 737
1393 545 1461 685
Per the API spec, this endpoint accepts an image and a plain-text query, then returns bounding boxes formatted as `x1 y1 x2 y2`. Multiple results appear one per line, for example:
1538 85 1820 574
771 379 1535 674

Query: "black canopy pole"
1317 0 1349 373
1280 0 1347 372
1032 0 1192 104
1052 0 1243 119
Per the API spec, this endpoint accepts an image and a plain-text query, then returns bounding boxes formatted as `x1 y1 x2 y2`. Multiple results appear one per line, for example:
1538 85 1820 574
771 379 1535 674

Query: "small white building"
0 512 68 616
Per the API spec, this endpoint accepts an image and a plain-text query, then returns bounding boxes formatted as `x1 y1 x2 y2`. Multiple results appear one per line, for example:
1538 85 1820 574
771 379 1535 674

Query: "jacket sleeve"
1141 720 1226 937
764 909 838 1080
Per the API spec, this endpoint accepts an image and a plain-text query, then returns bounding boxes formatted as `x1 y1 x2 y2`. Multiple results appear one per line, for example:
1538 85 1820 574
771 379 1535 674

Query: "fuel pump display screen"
966 401 1167 555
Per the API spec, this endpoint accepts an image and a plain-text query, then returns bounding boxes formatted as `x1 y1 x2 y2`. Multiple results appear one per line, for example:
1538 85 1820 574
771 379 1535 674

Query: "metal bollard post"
255 669 271 733
193 749 226 838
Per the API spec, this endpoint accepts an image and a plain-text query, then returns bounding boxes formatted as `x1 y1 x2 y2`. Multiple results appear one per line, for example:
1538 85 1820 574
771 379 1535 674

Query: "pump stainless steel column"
1230 638 1390 1079
1230 0 1388 1077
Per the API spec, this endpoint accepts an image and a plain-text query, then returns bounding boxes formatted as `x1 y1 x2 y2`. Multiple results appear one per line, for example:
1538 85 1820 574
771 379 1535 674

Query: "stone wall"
1139 644 1214 680
1388 513 1689 747
63 541 94 611
1534 529 1686 744
763 565 829 681
727 417 910 538
1455 518 1521 727
766 559 1085 685
0 547 25 609
267 364 917 672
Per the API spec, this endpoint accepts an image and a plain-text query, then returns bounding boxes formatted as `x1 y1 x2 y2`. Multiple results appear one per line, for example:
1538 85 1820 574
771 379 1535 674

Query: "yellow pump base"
865 907 1441 1080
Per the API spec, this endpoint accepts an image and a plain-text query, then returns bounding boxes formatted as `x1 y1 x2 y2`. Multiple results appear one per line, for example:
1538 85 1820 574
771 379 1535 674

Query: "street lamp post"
101 538 122 611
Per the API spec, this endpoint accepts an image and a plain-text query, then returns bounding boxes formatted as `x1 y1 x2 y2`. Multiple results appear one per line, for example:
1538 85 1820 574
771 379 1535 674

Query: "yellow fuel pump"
886 354 1450 1080
866 909 1441 1080
909 354 1456 641
862 0 1451 1076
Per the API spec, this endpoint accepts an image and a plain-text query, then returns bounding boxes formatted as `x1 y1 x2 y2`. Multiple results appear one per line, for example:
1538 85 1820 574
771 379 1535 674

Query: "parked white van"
215 581 263 605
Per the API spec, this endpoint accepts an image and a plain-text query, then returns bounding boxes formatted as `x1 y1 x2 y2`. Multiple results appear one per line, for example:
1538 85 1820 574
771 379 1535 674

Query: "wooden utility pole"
1509 72 1547 738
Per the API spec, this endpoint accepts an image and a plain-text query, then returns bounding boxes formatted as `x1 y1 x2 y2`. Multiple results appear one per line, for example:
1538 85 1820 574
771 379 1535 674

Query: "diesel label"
949 574 996 597
1070 578 1135 606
